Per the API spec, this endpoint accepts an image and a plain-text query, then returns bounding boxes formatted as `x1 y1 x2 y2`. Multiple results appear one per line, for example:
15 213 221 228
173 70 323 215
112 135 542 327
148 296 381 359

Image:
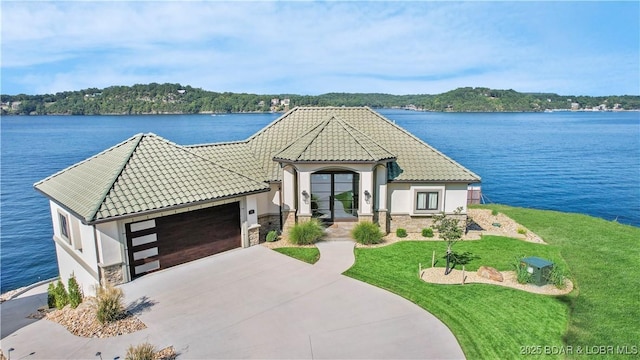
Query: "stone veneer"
389 214 467 233
248 225 261 246
99 263 124 286
282 210 297 234
258 214 281 242
375 209 389 234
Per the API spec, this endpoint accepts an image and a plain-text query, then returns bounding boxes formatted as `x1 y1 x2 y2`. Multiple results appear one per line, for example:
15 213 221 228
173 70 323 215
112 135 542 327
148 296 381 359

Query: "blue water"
1 111 638 292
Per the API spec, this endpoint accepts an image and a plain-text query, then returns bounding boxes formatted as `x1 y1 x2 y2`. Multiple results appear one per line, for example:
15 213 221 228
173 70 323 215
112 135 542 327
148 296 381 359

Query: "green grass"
273 247 320 264
487 204 640 358
344 205 640 359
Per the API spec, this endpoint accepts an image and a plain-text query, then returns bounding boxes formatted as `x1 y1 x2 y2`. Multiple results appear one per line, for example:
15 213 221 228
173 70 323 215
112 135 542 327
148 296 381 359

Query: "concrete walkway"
314 241 355 274
1 246 465 359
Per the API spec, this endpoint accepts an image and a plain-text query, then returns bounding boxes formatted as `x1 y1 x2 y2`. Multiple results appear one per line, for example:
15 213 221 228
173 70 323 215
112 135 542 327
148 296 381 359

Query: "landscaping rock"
477 266 504 282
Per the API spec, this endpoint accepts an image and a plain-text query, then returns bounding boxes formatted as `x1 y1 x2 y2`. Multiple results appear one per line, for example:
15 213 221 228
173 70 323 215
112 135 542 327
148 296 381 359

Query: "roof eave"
273 157 396 165
389 178 481 184
34 186 95 224
88 187 271 225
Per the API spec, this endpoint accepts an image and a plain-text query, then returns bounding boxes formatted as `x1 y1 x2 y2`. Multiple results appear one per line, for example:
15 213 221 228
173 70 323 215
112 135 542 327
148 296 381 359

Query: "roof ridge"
367 109 481 180
86 133 145 222
33 133 146 187
186 139 249 149
273 116 331 161
154 134 268 186
335 116 395 160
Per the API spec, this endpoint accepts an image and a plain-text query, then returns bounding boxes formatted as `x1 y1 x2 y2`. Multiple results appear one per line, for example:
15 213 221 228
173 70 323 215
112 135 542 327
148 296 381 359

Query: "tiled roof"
35 134 269 223
247 107 481 182
188 141 265 181
273 115 396 163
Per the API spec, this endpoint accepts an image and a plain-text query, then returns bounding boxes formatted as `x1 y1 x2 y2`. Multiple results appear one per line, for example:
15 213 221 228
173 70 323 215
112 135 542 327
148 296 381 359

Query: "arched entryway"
311 171 359 223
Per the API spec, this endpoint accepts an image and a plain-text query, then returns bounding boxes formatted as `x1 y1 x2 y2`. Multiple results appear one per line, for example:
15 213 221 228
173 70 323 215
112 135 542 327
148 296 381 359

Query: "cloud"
1 1 638 95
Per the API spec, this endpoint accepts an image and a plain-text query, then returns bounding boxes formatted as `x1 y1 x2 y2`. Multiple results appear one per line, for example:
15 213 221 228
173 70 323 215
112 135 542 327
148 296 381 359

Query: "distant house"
35 107 480 295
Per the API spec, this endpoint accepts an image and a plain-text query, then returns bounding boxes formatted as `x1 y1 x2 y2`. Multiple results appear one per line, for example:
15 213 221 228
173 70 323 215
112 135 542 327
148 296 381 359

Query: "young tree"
432 207 466 275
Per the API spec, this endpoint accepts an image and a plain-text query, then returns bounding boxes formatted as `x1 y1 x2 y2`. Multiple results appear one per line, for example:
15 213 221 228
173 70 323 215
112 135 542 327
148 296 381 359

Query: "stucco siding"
49 201 100 295
444 183 469 213
256 183 280 216
54 241 99 297
95 222 124 267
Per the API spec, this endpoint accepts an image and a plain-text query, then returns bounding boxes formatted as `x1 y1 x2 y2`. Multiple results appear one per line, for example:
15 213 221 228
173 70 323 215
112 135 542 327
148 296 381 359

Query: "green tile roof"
36 107 479 223
35 133 269 223
247 107 481 182
273 115 396 163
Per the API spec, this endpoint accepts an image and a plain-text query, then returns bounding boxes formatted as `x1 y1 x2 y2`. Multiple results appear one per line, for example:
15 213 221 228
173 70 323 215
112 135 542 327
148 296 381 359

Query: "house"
35 107 480 295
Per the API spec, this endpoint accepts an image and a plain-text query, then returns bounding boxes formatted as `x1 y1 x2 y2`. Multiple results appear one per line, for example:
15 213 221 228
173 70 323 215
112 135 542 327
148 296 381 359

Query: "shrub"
491 209 499 216
47 283 56 308
94 283 125 324
396 228 408 238
513 257 532 284
517 227 527 235
546 265 567 289
67 275 83 309
125 342 156 360
351 221 384 245
421 228 434 238
266 230 279 242
288 219 324 245
53 279 69 309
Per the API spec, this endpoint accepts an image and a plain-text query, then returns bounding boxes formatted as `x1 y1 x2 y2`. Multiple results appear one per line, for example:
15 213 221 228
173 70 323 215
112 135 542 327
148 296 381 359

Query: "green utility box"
521 257 554 286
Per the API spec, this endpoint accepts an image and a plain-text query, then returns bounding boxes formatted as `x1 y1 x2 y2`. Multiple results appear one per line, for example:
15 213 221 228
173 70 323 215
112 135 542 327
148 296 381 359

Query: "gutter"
35 186 270 226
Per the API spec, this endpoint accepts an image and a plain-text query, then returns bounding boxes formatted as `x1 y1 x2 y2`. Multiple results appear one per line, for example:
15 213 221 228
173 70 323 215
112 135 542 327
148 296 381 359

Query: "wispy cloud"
1 1 638 95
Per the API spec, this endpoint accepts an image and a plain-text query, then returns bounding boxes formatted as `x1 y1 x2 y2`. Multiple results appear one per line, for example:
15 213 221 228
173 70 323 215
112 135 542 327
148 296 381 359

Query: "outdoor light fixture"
95 352 102 360
8 348 14 360
364 190 371 202
301 190 310 203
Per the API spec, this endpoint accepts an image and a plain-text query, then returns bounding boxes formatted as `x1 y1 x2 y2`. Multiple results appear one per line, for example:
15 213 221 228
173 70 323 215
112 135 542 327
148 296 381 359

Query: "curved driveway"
1 244 464 359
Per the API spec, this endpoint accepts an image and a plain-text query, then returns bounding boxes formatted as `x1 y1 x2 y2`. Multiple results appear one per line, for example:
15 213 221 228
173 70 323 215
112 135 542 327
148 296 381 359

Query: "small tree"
67 274 83 309
54 279 69 309
432 207 465 275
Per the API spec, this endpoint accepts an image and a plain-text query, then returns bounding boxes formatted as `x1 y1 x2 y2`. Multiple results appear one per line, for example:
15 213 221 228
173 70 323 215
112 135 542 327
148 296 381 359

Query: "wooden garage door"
126 202 241 278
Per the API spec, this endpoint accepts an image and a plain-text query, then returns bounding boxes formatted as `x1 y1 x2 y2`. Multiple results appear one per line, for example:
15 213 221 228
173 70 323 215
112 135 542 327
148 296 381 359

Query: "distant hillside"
2 83 639 115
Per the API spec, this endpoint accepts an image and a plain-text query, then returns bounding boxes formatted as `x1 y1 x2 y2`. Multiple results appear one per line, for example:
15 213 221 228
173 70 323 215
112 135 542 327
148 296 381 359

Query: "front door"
311 172 359 222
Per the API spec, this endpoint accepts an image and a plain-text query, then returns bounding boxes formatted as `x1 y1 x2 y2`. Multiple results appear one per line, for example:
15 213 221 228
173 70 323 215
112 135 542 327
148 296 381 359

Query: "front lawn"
344 205 640 359
273 247 320 264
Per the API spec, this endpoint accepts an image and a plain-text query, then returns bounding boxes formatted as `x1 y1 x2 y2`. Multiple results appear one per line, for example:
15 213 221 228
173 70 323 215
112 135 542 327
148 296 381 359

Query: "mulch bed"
44 299 146 338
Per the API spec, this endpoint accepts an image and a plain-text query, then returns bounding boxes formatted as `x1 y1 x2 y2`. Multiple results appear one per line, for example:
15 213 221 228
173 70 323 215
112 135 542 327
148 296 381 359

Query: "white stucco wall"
443 183 469 213
388 183 469 215
246 194 258 226
95 222 124 267
49 201 100 296
256 183 280 216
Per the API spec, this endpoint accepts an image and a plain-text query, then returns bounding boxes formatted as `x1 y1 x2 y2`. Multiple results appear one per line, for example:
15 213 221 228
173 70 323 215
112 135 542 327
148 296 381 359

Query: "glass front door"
311 172 359 222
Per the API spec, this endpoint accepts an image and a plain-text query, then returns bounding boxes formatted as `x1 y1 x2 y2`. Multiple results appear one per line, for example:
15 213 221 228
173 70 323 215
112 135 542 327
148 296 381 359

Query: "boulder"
477 266 503 282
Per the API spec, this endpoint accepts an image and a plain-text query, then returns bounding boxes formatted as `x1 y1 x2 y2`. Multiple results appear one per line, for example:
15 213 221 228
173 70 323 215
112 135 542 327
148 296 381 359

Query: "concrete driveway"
1 245 464 359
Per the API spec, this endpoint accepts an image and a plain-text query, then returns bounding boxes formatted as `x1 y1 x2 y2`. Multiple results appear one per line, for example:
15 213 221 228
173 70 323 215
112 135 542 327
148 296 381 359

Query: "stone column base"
358 214 374 223
98 263 124 287
248 224 261 246
376 209 389 234
282 210 297 233
297 214 312 223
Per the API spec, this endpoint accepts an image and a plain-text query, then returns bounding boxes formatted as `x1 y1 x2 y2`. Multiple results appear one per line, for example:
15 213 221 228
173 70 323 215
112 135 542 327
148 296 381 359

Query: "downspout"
93 225 102 285
278 184 283 231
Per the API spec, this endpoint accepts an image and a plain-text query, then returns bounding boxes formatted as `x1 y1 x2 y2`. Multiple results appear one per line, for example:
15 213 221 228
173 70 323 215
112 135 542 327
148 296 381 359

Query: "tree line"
2 83 639 115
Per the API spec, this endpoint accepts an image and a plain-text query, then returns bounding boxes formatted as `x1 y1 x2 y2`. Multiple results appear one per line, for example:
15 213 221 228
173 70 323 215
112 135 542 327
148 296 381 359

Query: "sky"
1 1 639 96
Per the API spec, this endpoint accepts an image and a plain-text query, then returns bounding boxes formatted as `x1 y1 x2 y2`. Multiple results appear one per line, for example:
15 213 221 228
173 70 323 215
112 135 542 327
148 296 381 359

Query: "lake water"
1 110 638 292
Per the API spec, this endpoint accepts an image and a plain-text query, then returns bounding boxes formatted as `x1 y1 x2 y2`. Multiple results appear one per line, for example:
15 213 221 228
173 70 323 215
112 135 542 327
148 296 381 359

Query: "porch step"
324 222 356 241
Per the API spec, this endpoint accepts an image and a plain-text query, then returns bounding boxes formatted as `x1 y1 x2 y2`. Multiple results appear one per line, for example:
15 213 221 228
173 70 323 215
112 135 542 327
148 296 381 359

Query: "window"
416 192 439 211
58 212 70 243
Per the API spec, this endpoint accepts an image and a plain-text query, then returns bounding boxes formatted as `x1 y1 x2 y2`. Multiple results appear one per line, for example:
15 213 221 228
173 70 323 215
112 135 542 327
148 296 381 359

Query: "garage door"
126 202 241 278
